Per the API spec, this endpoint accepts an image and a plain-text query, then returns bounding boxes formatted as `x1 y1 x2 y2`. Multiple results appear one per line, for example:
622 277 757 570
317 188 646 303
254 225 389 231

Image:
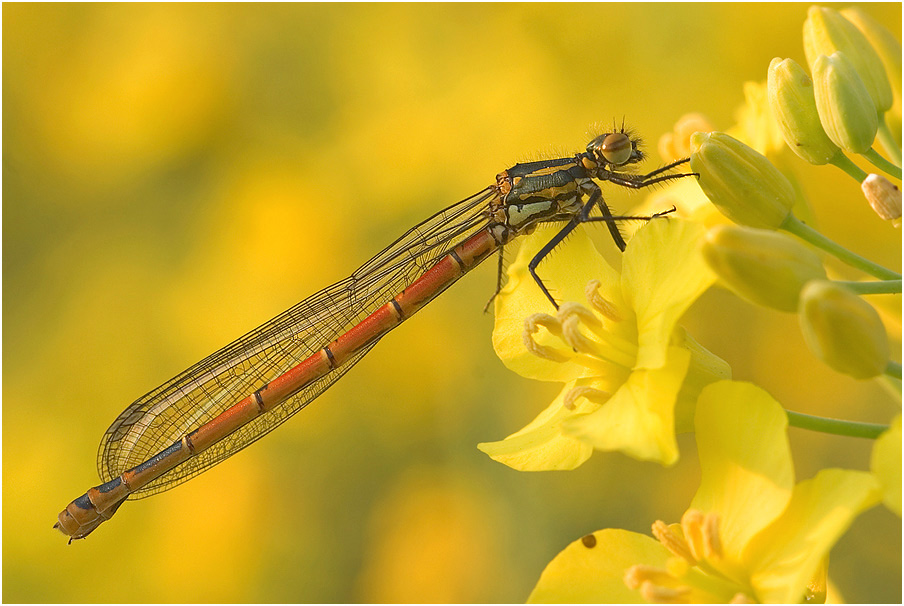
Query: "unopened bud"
703 225 826 312
803 6 893 113
768 57 840 165
690 131 794 229
813 52 879 154
799 280 889 379
842 7 902 145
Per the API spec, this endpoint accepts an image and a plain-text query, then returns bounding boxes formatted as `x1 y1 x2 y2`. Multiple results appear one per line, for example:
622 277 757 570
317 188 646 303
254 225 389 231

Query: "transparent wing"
98 186 498 497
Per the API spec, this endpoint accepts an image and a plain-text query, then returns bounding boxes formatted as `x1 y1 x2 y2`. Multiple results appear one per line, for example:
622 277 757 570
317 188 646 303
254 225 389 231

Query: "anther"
681 510 706 562
624 565 674 590
640 581 692 604
585 280 622 322
702 512 722 559
652 520 696 564
558 303 603 354
523 313 569 362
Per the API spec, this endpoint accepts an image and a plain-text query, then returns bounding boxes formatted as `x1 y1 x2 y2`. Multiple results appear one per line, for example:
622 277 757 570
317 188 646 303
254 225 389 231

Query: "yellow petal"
563 347 690 465
493 225 620 382
623 219 714 369
691 382 794 564
871 414 902 516
745 469 880 604
527 529 670 603
477 385 596 471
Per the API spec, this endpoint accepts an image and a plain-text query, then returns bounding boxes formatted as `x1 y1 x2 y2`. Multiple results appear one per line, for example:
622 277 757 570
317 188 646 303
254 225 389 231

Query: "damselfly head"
586 132 645 168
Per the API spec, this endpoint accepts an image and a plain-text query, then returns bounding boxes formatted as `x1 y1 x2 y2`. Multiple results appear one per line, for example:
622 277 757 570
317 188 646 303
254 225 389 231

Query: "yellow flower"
478 218 728 470
527 381 881 604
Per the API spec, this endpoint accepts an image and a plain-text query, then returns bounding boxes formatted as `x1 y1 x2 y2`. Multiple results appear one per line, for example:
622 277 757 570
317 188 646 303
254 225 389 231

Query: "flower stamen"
640 580 693 604
585 280 622 322
652 520 696 564
681 510 706 561
624 565 676 589
558 302 604 354
523 313 570 362
702 513 722 559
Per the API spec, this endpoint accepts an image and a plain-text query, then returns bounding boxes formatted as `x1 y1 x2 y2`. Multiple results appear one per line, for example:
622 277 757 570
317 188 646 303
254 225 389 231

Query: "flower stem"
829 153 869 182
782 215 902 280
886 360 902 380
862 147 902 179
877 118 902 166
786 410 889 439
833 279 902 294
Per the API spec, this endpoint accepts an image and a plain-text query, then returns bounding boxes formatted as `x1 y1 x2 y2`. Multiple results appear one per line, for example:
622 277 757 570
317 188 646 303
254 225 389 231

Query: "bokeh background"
3 3 901 603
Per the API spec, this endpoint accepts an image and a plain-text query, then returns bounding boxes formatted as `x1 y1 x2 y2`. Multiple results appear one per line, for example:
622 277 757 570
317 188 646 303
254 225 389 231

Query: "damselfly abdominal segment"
56 128 694 541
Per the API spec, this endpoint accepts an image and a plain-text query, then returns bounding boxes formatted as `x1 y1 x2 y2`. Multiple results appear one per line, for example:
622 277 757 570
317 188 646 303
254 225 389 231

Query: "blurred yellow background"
3 3 900 603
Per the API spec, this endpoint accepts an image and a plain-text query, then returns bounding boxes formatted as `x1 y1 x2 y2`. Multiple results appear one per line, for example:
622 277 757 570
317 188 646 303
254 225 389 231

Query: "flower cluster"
481 6 901 603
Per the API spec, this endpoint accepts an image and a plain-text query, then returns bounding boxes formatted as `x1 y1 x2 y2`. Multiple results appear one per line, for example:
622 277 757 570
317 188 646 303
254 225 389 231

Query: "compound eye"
600 133 632 165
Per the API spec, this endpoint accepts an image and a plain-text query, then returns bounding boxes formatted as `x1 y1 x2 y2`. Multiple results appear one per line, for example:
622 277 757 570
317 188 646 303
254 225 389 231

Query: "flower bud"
690 131 794 229
767 57 840 165
842 7 903 145
812 52 879 153
803 5 893 113
861 174 902 223
799 280 889 379
702 225 826 312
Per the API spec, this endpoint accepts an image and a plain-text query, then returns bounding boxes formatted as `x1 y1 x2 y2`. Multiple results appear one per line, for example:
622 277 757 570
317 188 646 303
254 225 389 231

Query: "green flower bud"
813 52 879 154
799 280 889 379
842 7 903 145
702 225 827 312
767 57 840 165
690 131 795 229
803 5 893 113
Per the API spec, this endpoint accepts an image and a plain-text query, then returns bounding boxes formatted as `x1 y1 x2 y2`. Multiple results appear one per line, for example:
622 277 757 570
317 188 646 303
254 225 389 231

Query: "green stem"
782 215 901 280
786 410 889 439
829 153 868 182
833 279 902 294
877 117 902 166
886 360 902 380
862 147 902 179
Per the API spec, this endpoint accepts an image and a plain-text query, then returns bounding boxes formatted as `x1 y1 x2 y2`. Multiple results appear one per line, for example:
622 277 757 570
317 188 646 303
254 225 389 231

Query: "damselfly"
55 127 693 541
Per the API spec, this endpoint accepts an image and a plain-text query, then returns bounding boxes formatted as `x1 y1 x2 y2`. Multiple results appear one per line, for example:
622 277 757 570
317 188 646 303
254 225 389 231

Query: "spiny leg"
580 205 677 226
607 170 697 189
635 157 691 181
527 195 600 310
585 182 627 252
604 157 696 190
483 246 507 313
528 197 677 309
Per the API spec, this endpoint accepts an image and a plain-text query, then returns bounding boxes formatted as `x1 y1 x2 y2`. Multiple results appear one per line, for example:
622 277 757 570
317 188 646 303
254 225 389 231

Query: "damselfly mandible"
55 127 693 541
